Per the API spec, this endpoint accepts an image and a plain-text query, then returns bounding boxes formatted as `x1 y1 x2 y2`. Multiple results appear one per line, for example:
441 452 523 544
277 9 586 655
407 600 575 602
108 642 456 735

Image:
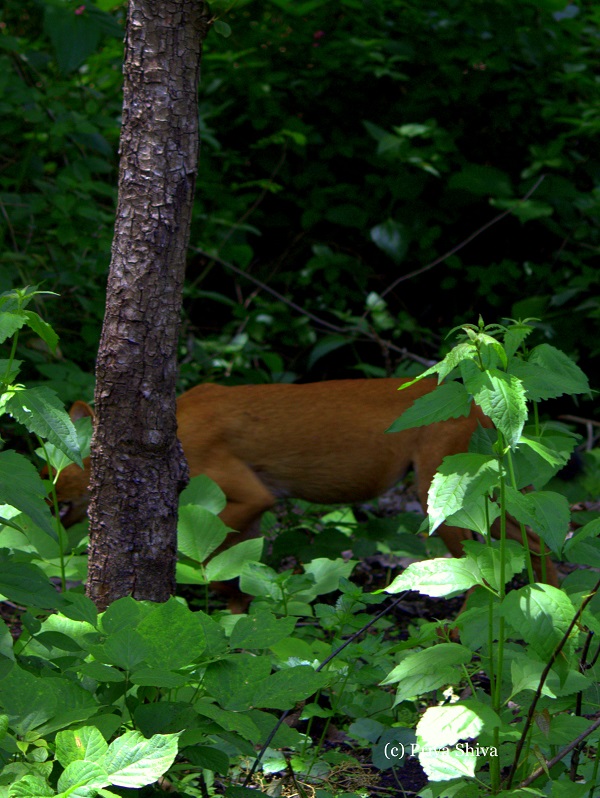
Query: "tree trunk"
87 0 211 610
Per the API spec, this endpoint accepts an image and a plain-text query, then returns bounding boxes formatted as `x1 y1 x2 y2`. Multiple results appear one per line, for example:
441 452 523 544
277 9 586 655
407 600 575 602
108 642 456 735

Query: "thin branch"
378 175 546 301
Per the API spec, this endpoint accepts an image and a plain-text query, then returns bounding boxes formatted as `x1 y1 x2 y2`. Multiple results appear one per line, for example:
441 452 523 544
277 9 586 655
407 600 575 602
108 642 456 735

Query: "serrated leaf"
564 519 600 567
527 344 589 396
428 454 499 533
381 643 471 703
230 610 296 650
251 666 327 710
504 488 569 552
502 584 575 660
386 557 482 597
5 386 82 466
0 312 27 344
466 369 527 448
387 381 471 432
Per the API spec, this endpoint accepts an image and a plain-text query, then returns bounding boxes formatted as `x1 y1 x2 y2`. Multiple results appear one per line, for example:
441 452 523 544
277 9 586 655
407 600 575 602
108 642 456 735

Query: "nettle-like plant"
381 319 599 795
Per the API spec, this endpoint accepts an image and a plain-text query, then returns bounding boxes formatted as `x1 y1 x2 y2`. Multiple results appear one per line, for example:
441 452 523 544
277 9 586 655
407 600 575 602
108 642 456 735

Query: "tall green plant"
383 319 598 794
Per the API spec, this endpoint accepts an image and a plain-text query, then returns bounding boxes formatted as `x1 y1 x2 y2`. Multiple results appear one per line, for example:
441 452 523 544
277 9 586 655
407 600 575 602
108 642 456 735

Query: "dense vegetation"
0 1 599 796
1 0 598 393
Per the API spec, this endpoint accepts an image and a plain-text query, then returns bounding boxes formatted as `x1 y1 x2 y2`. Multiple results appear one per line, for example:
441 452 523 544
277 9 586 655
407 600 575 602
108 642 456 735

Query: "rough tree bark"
87 0 211 610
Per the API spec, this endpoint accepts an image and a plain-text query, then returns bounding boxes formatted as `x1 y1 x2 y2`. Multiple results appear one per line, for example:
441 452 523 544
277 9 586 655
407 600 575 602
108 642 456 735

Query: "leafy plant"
382 318 599 794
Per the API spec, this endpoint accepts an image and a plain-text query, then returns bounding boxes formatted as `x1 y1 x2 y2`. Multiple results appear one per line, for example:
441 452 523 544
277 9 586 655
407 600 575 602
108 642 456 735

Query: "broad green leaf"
5 386 82 466
387 381 471 432
0 311 27 344
381 643 472 703
417 703 483 748
428 454 499 532
502 584 575 660
504 488 569 551
205 537 264 582
251 666 327 710
370 219 409 264
179 475 226 514
419 747 477 781
8 775 54 798
85 628 151 671
203 655 271 711
135 598 206 669
509 652 559 698
184 745 230 774
129 669 187 688
57 593 98 626
446 495 500 535
103 730 179 788
55 726 108 768
490 197 553 222
512 430 575 489
465 369 526 447
57 759 109 794
194 698 261 743
462 540 525 589
100 596 149 635
299 557 356 599
0 451 56 539
448 165 512 197
386 557 482 598
230 610 296 650
77 662 126 682
509 350 589 401
0 561 59 608
177 504 229 562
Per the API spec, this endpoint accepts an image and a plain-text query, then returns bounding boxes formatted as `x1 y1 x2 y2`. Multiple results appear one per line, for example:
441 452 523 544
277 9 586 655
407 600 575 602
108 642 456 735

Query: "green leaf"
5 386 82 466
203 655 271 710
370 219 409 264
564 519 600 567
386 557 482 598
55 726 108 768
179 475 226 514
387 381 471 432
0 451 56 539
57 759 109 794
381 643 472 703
251 666 327 710
490 197 553 222
427 454 499 533
0 312 27 344
103 730 179 788
8 775 54 798
177 504 229 562
135 598 206 669
504 488 569 552
448 165 512 197
213 20 232 37
527 344 590 396
417 703 489 749
205 537 264 582
229 610 296 650
23 311 59 353
502 584 576 660
465 369 527 448
0 561 59 608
